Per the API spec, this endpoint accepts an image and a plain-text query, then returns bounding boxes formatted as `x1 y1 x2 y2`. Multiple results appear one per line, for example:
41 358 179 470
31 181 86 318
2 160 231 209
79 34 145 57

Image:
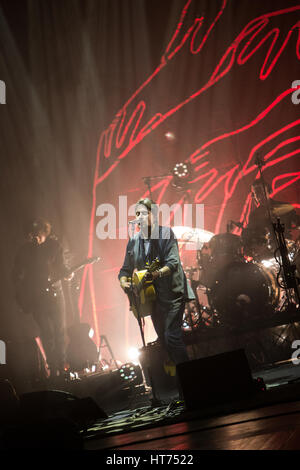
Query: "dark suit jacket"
118 225 195 304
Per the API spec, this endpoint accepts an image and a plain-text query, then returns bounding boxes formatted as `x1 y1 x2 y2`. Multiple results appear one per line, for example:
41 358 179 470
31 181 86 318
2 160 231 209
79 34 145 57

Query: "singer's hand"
120 281 131 292
151 271 160 281
64 271 74 281
144 270 160 281
144 271 153 281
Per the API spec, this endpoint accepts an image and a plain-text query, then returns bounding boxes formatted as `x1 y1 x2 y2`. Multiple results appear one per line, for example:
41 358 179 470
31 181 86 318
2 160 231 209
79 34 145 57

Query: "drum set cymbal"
249 203 298 228
173 226 214 249
271 203 296 217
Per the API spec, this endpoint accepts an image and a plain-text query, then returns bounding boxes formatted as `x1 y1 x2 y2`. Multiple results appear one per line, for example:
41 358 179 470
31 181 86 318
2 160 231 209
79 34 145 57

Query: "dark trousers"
151 299 189 365
32 295 65 375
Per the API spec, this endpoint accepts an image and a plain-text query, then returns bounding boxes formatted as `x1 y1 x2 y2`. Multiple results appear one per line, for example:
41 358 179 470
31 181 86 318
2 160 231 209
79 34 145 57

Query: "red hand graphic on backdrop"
79 0 300 342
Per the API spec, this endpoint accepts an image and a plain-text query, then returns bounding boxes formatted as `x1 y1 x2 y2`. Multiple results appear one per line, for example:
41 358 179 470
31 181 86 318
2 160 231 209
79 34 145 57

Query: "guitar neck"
52 257 100 283
70 262 89 274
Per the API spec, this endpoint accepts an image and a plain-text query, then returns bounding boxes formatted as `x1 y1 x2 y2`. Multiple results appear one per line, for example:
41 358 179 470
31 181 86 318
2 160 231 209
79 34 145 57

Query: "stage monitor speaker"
176 349 255 410
19 390 107 426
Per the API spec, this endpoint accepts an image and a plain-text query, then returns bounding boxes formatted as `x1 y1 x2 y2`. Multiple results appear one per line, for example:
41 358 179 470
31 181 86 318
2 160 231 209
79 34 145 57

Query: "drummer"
242 179 300 259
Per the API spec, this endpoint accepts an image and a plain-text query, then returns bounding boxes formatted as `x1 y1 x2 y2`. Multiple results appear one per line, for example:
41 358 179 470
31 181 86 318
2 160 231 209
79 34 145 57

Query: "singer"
119 198 195 369
12 218 72 379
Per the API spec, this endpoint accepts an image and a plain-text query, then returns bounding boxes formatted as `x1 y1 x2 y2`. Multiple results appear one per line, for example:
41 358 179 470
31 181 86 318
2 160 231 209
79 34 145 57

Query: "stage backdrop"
0 0 299 364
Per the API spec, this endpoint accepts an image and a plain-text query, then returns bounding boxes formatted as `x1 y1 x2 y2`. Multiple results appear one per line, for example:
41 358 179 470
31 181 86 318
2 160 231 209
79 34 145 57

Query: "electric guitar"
127 258 160 319
16 256 100 313
47 256 100 285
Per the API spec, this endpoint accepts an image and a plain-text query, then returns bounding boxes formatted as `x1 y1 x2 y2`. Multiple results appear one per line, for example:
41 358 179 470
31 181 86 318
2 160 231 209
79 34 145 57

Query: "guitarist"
12 218 73 379
119 198 194 368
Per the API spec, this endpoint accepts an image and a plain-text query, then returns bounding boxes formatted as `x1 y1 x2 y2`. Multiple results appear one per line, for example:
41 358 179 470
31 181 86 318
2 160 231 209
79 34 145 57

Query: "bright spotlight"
261 259 275 269
88 328 94 338
165 131 176 141
128 347 140 363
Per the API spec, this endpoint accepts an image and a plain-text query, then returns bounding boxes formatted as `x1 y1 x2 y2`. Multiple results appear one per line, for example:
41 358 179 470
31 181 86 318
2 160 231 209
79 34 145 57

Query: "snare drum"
209 233 244 272
209 233 243 258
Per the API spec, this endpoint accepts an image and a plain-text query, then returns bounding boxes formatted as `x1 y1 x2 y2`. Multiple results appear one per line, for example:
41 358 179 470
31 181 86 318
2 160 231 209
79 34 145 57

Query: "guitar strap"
150 227 163 265
127 237 138 269
129 227 163 270
130 235 150 270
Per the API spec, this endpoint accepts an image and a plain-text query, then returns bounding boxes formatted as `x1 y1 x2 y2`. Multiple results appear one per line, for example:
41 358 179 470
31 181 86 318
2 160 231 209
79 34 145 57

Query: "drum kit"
175 224 299 332
140 169 299 332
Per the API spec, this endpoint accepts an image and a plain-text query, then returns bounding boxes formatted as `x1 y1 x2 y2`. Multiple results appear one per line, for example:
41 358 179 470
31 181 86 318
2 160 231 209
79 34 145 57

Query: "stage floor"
82 359 300 451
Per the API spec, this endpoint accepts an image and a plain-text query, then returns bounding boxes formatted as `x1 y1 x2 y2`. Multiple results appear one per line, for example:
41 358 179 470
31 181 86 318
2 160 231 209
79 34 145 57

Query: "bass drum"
209 261 280 326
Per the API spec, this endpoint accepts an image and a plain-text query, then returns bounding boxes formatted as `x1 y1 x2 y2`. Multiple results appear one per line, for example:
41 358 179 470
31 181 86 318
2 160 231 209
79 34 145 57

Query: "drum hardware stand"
254 154 279 250
184 301 198 359
196 251 219 329
273 218 300 309
254 154 299 308
275 292 290 314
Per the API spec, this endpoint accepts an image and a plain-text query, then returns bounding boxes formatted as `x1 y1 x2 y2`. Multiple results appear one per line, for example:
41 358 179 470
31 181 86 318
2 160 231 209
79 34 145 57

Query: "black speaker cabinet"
176 349 255 410
19 390 107 424
139 343 178 400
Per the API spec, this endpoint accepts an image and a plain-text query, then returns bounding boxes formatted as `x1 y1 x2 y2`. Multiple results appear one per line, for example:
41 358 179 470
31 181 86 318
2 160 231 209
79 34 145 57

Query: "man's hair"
24 218 52 238
135 198 158 219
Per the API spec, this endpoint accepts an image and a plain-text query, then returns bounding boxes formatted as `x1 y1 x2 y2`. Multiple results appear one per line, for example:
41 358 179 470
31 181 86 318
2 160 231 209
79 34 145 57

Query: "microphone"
128 219 141 225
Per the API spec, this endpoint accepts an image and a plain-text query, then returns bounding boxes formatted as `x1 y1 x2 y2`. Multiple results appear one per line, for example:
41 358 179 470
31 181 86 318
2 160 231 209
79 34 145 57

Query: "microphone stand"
142 174 172 200
128 223 162 408
254 155 277 250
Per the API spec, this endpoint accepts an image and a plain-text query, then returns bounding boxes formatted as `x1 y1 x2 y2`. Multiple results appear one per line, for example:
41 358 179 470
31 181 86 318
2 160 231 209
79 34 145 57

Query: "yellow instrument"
127 259 160 319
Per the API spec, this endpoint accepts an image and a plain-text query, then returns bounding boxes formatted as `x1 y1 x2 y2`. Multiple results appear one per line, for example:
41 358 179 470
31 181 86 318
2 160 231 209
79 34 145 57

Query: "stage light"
128 347 140 363
165 131 176 141
69 372 79 381
173 162 189 178
89 328 94 338
119 363 143 386
261 259 275 269
171 162 193 190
